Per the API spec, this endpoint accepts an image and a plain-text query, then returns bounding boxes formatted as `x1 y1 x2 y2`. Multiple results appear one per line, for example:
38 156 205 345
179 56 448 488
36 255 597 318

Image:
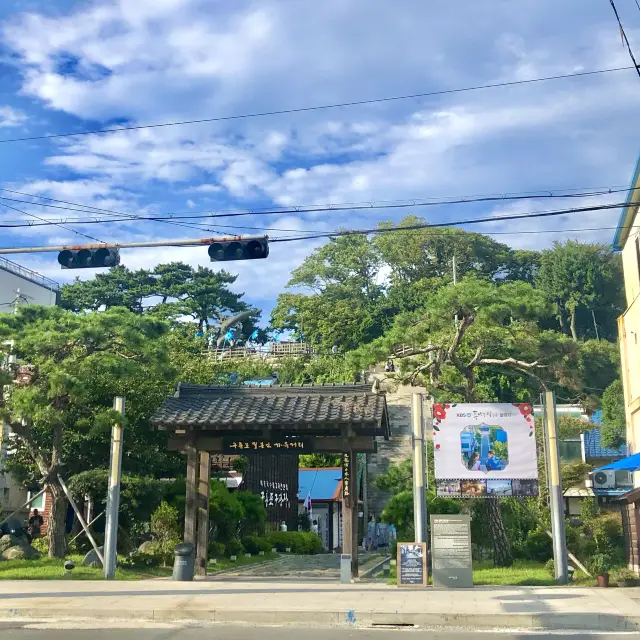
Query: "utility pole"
412 393 427 543
543 390 568 584
104 396 125 579
452 255 458 285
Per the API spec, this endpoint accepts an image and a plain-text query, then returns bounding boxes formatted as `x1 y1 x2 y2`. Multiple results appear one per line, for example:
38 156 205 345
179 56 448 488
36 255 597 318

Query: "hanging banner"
433 403 538 497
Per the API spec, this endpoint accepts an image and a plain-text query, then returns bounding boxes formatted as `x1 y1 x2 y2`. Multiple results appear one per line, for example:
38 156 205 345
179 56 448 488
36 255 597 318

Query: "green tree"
270 235 386 350
357 277 584 567
0 306 173 557
299 454 342 468
61 262 259 337
374 216 515 285
537 241 624 341
374 456 460 541
601 379 626 448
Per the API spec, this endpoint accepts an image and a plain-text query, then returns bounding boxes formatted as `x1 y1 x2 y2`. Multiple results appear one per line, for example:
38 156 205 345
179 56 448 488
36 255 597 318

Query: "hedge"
266 531 323 554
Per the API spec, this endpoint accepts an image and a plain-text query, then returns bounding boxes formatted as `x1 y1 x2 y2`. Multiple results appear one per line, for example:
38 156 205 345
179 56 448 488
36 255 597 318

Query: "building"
298 467 343 550
0 258 60 518
614 162 640 472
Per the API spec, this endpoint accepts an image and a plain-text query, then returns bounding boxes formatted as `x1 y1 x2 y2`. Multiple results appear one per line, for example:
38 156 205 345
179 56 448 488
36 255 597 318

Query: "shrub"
225 538 244 557
588 552 614 576
613 568 637 583
242 536 271 555
522 527 553 562
544 558 554 576
236 491 266 537
150 501 181 566
266 531 323 554
209 541 225 558
120 549 162 569
31 536 49 555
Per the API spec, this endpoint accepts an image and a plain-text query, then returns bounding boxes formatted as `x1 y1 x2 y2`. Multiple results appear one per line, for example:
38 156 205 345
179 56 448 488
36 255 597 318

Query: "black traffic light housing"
208 238 269 262
57 248 121 269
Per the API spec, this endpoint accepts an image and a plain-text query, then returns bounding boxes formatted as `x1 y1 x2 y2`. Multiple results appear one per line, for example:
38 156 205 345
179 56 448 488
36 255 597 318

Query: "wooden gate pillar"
184 446 198 545
196 451 211 575
341 451 358 578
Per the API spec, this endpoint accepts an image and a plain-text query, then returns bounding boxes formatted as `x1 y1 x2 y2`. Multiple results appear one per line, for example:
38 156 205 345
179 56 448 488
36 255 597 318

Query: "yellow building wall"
622 227 640 306
620 225 640 463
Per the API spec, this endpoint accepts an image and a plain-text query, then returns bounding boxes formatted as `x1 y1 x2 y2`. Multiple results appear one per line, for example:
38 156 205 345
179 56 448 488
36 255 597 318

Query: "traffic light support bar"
0 234 269 256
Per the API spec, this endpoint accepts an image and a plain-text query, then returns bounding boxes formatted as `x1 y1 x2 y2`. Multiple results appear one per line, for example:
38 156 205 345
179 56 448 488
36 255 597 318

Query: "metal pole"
544 390 568 584
104 396 125 579
412 393 427 543
57 475 104 566
0 234 268 255
452 255 457 285
70 511 104 544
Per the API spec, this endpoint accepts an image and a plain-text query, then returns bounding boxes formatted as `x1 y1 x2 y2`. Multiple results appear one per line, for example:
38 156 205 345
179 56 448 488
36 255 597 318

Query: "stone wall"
365 375 431 520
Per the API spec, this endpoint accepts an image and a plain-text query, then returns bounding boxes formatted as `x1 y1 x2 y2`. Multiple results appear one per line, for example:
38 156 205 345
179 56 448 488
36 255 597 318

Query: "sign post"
397 542 427 587
431 514 473 588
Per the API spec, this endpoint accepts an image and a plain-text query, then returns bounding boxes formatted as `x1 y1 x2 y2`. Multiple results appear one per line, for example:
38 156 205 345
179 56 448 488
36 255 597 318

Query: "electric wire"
0 189 633 229
268 201 639 242
1 201 105 244
608 0 640 78
0 65 634 144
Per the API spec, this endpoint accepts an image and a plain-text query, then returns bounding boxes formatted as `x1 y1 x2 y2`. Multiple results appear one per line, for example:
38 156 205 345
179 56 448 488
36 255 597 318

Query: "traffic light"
57 248 120 269
208 238 269 262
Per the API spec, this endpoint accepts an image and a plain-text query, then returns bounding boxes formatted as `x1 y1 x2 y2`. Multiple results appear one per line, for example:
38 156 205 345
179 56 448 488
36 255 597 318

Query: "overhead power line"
0 202 635 254
0 65 633 144
268 200 638 242
608 0 640 79
0 187 632 230
1 201 104 244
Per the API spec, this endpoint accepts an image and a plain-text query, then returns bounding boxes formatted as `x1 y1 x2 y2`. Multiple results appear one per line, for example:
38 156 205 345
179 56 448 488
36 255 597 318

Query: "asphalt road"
1 623 640 640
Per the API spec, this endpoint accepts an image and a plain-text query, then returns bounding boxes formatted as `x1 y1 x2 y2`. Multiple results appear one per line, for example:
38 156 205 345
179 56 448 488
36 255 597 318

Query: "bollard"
340 553 352 584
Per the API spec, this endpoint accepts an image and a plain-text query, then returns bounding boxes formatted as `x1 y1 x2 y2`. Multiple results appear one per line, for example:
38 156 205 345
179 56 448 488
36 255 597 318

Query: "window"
27 489 45 511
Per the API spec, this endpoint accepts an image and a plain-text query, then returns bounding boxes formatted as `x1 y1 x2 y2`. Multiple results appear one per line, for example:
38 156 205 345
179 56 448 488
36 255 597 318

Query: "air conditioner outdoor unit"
593 470 616 489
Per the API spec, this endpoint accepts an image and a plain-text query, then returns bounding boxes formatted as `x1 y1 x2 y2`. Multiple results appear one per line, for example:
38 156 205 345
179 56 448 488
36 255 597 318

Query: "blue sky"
1 0 640 320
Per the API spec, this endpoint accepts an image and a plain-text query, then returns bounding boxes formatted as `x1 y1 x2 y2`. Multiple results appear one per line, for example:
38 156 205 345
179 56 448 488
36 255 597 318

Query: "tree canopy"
60 262 261 337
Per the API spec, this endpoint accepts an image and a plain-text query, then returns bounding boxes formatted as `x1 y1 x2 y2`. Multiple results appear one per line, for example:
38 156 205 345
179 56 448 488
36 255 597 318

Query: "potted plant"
613 568 637 588
588 553 611 587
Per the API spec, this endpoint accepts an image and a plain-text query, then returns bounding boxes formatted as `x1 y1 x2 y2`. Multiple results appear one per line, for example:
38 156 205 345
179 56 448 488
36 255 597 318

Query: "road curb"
1 607 639 631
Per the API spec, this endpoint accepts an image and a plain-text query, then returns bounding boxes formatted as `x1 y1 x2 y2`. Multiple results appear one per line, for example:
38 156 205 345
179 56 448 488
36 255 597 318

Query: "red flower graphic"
516 403 532 417
433 404 447 420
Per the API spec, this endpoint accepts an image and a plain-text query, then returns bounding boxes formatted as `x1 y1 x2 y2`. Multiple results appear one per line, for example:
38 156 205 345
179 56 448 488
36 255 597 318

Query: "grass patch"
0 555 172 580
0 551 277 580
386 560 594 587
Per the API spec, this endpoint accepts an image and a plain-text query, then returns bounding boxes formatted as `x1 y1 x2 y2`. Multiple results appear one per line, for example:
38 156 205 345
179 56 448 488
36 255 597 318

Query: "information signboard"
430 514 473 588
433 403 538 497
397 542 427 587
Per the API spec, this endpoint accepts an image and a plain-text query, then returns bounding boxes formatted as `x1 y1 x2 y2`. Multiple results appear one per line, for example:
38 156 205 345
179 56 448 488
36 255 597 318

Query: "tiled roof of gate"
151 383 389 436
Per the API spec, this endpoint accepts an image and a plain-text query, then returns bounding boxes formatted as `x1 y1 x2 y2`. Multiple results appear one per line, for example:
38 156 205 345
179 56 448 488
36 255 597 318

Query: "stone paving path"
214 552 384 580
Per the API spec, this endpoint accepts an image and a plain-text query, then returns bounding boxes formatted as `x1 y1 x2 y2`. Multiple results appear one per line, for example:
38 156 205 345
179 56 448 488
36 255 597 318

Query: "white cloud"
3 0 640 304
0 106 26 128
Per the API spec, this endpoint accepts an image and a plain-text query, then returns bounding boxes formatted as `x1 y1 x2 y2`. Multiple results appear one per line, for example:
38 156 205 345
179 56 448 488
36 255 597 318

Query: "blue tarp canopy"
594 452 640 472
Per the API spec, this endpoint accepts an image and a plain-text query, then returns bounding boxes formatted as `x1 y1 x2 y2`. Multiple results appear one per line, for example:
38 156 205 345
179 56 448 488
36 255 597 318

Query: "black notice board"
397 542 428 588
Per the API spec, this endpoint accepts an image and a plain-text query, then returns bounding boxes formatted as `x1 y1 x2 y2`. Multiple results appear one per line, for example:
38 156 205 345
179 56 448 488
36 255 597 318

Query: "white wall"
0 258 59 516
0 258 59 309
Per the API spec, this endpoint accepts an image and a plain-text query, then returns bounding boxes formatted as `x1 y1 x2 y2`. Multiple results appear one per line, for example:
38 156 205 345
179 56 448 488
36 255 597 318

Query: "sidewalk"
0 579 639 630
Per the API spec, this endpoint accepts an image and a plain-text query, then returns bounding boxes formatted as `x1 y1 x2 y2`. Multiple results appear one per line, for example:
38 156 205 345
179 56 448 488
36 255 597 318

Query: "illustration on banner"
434 402 538 497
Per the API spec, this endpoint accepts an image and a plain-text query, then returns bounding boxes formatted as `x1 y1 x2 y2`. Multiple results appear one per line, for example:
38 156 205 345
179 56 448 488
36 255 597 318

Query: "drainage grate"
370 623 417 628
